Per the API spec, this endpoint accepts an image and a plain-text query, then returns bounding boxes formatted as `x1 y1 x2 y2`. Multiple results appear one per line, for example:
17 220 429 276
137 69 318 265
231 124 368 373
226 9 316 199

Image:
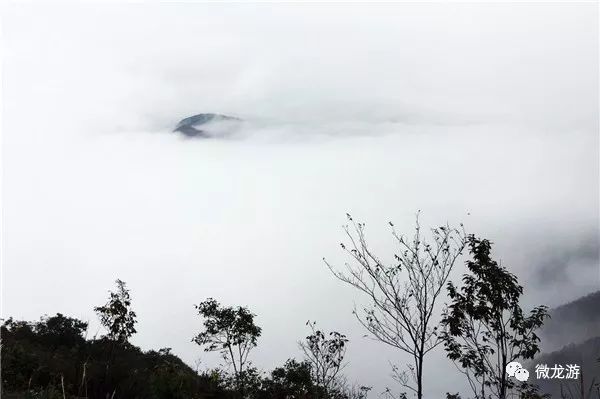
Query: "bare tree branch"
325 213 466 399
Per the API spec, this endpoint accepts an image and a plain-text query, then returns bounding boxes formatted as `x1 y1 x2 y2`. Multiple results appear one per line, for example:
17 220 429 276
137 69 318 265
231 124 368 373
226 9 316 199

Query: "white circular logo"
506 361 522 377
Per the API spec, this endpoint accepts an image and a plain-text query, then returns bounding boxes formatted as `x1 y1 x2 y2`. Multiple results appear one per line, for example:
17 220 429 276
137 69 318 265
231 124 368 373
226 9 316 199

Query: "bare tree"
299 321 348 397
324 213 466 399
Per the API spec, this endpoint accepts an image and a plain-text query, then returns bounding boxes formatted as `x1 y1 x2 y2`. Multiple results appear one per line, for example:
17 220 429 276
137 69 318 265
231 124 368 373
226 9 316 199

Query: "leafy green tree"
94 279 137 343
262 359 315 398
235 366 265 398
261 358 369 399
193 298 262 396
36 313 88 348
325 213 466 399
1 314 89 396
299 321 348 397
441 236 549 399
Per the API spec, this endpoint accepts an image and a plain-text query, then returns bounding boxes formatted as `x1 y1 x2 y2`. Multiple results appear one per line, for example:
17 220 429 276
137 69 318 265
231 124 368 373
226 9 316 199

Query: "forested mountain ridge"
540 290 600 352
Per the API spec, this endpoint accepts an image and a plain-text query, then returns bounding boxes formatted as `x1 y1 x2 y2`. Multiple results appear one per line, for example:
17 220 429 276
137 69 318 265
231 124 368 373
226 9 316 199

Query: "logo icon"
506 361 529 382
515 368 529 382
506 361 522 377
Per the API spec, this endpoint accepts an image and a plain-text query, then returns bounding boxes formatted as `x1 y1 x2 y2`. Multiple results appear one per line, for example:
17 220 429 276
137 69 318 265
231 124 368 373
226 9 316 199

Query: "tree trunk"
500 353 507 399
417 353 424 399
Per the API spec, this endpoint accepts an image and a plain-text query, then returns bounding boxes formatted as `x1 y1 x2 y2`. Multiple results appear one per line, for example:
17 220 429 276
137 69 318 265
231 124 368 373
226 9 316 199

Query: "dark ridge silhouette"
1 314 228 399
540 290 600 351
1 313 360 399
527 291 600 399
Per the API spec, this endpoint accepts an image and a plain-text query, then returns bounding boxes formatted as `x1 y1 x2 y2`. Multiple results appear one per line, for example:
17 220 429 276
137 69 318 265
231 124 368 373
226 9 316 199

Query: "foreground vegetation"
3 215 592 398
1 301 364 399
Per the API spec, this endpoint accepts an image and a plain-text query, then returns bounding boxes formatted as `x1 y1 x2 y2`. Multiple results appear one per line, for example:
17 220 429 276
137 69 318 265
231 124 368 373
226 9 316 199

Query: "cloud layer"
2 3 598 397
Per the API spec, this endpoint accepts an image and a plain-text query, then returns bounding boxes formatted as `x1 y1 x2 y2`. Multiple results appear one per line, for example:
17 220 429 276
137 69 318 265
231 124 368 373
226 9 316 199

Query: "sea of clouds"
2 3 598 396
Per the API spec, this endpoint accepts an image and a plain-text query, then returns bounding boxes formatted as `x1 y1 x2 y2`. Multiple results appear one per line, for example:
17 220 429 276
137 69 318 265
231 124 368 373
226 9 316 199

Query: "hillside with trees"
1 216 597 399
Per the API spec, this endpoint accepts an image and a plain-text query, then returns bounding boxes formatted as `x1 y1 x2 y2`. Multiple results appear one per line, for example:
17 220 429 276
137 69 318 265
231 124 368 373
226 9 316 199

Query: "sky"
1 2 598 397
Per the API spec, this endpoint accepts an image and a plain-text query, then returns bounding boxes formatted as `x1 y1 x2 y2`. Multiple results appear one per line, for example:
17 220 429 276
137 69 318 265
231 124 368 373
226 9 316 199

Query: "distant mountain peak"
173 113 242 138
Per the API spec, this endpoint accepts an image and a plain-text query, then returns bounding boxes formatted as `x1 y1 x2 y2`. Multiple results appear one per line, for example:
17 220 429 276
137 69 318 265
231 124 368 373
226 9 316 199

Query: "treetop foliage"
442 235 549 399
93 279 137 343
193 298 262 351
